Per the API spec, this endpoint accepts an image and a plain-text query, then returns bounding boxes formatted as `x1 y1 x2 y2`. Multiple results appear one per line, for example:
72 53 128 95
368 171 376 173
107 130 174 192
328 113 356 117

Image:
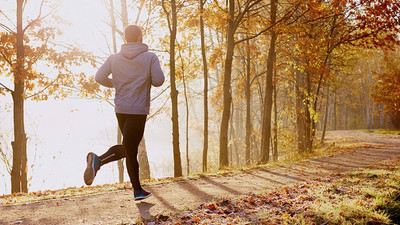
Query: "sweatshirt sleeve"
150 55 165 87
95 56 113 88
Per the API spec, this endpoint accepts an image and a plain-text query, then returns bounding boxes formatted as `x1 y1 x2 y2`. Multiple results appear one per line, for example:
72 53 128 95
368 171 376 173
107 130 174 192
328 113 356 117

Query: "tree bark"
138 138 150 180
333 87 337 130
245 35 251 166
260 0 277 164
272 67 278 162
234 106 240 167
321 83 330 144
182 62 190 175
295 70 306 153
120 0 128 28
200 0 209 173
169 0 183 177
11 0 28 193
229 105 235 166
219 0 235 168
304 70 312 152
108 0 125 184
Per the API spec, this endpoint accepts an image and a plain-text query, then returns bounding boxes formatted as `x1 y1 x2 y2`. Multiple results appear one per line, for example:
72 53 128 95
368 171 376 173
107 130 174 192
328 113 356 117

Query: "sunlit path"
1 131 400 224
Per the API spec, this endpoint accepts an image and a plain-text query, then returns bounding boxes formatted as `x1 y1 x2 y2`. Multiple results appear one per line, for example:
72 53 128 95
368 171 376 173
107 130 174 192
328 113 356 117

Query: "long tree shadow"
308 158 360 169
242 170 285 185
275 165 324 178
199 177 242 196
177 181 215 202
146 188 176 211
258 168 306 182
308 148 399 170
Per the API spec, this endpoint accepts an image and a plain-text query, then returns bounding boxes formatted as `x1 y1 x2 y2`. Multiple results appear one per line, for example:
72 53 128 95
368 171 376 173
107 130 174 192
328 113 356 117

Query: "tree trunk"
11 0 28 194
260 0 277 164
245 35 251 166
169 0 182 177
138 138 150 180
219 0 235 168
321 83 330 144
229 105 235 167
182 63 190 176
234 106 240 167
200 0 209 173
108 0 125 184
120 0 128 28
304 71 312 152
272 68 278 162
256 80 264 161
115 130 124 182
333 87 337 130
295 70 306 153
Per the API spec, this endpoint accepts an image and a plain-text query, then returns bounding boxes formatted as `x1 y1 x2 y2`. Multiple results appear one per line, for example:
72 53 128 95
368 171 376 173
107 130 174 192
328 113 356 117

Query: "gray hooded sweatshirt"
95 43 165 115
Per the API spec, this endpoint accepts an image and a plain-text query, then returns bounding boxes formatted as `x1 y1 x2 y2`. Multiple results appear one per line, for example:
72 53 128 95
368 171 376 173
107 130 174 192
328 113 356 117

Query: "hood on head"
120 43 148 59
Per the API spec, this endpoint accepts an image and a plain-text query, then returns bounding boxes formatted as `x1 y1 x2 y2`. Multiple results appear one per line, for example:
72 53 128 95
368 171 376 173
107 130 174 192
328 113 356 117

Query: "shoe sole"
84 152 95 185
135 193 152 201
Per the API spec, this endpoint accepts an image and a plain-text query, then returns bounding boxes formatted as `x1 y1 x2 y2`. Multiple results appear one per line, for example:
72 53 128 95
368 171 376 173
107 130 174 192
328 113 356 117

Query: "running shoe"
134 189 152 201
84 152 101 185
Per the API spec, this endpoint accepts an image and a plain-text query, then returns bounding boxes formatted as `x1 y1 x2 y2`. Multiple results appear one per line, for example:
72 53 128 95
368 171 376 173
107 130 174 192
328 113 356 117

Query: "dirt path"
1 130 400 225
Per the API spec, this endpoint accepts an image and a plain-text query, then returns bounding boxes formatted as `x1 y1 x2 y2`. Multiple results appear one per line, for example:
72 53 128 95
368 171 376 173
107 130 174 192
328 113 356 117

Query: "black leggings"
98 113 147 191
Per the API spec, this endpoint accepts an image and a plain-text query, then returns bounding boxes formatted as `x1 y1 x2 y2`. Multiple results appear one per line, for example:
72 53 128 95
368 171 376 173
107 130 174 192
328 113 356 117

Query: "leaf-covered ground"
0 130 399 225
147 158 400 225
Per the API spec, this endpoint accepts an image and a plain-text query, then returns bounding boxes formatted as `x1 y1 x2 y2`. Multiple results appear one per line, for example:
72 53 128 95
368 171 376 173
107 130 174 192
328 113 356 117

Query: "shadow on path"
200 177 242 196
136 202 155 220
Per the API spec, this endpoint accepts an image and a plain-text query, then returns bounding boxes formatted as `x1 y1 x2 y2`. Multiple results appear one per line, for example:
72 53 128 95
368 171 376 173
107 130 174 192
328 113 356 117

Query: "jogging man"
84 25 165 201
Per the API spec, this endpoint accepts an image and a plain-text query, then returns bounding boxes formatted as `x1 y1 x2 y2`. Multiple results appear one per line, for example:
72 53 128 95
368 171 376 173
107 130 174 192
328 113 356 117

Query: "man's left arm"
150 55 165 87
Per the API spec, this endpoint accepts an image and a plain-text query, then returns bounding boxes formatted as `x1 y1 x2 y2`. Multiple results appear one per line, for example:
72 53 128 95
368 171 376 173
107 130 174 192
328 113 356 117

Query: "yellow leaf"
282 214 290 219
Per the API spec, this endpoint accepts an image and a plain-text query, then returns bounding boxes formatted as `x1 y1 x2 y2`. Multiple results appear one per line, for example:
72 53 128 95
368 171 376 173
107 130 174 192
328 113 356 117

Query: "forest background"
0 0 399 195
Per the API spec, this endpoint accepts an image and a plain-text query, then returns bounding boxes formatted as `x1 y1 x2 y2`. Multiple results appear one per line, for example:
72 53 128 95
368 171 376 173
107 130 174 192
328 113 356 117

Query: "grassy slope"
147 157 400 225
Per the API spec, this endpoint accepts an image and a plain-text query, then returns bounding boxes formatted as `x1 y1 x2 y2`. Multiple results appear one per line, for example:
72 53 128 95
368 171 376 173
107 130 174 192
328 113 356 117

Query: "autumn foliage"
1 0 400 194
371 48 400 129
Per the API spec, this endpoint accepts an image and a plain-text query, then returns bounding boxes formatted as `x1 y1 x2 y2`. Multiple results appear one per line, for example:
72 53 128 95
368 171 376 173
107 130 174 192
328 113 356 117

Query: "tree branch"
60 84 115 107
161 0 173 33
213 0 226 13
25 80 57 99
134 0 145 25
147 93 170 121
30 35 51 65
23 0 62 33
0 23 14 33
151 84 171 102
250 69 267 86
0 82 13 93
0 146 12 175
234 0 262 29
0 51 13 67
0 9 16 30
236 12 287 45
236 3 300 45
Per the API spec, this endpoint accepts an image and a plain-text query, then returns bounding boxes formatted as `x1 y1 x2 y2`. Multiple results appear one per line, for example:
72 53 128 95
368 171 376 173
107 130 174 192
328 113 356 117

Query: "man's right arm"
95 57 113 88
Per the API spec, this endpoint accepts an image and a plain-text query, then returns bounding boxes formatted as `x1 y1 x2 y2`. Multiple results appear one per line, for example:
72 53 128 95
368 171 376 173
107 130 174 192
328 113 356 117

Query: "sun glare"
57 0 111 54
